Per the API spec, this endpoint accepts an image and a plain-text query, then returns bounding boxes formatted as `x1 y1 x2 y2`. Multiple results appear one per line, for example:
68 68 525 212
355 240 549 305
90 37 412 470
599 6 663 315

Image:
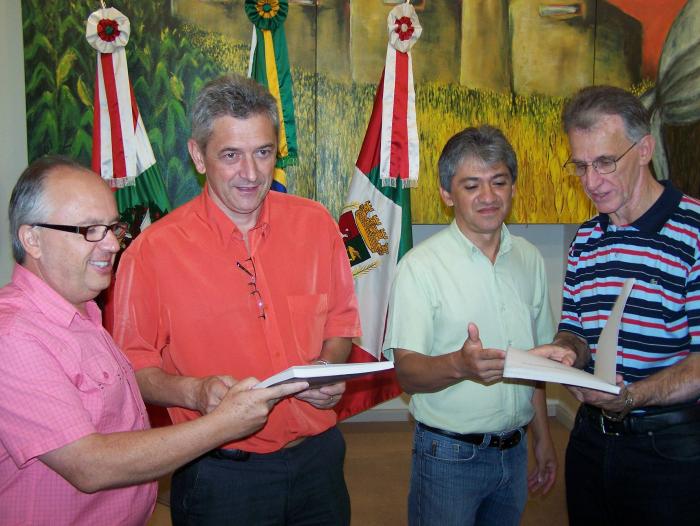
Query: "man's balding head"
10 156 121 312
9 156 95 263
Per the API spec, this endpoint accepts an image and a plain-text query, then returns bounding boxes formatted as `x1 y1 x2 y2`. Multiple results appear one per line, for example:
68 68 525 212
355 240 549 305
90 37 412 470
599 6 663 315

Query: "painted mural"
21 0 698 224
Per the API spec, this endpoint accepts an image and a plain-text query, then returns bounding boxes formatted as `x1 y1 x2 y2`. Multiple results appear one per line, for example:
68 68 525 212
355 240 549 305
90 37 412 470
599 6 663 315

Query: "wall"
0 0 27 286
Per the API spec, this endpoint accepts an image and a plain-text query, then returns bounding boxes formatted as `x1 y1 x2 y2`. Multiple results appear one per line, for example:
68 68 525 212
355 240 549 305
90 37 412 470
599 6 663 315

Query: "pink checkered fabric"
0 265 156 524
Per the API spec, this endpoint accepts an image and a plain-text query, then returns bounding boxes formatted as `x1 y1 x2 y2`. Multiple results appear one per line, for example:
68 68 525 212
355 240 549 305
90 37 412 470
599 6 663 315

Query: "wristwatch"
603 388 635 422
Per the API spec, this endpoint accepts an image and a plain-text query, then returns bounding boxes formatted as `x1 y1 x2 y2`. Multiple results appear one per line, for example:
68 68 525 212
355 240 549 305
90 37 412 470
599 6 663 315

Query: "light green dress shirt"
383 221 555 434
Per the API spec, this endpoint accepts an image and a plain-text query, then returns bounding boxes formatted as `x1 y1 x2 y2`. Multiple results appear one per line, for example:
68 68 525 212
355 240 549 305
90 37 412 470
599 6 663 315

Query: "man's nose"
100 228 122 253
239 156 257 181
479 184 496 201
581 165 603 188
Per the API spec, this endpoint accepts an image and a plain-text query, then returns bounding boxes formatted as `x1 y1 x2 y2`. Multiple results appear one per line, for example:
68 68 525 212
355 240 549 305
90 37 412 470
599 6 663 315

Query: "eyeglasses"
563 141 638 178
236 257 266 319
33 222 129 242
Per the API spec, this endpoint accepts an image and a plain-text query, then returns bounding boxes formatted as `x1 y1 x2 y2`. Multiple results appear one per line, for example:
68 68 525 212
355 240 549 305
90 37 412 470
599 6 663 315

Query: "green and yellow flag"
246 0 298 192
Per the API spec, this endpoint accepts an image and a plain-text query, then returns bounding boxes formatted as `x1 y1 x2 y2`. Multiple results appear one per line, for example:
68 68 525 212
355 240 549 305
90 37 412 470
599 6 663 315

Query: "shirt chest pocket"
502 299 537 350
287 294 329 361
79 353 125 425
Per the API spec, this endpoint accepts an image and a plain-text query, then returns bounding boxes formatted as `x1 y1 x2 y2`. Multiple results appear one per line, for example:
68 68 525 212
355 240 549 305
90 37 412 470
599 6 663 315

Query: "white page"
504 347 620 394
594 278 635 384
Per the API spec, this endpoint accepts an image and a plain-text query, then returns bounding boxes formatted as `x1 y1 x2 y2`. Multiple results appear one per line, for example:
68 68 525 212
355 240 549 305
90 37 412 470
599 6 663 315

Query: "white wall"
0 0 27 285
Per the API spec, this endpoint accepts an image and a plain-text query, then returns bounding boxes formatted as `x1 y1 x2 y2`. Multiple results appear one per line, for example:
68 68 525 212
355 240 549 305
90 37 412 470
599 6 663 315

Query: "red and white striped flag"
380 4 421 188
335 3 421 420
86 5 170 240
86 7 158 191
86 8 170 419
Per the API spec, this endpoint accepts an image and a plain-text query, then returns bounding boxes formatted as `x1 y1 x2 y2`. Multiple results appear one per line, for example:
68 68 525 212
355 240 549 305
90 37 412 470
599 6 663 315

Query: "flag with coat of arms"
334 3 421 420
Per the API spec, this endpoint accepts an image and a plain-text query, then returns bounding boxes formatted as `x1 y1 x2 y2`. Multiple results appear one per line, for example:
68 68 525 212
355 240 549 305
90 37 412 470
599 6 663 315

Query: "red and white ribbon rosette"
380 3 422 188
86 7 156 188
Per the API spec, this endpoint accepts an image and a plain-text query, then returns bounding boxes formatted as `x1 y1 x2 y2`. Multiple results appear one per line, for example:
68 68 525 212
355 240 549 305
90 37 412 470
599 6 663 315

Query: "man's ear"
637 134 655 165
18 224 42 260
439 186 454 207
187 139 207 175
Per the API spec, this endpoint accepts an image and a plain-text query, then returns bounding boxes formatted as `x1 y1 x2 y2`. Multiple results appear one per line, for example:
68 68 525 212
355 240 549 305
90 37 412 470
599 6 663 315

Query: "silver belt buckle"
599 412 622 436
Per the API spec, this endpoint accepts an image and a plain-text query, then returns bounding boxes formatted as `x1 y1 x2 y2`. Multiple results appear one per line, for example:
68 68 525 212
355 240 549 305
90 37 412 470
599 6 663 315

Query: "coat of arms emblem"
339 201 388 276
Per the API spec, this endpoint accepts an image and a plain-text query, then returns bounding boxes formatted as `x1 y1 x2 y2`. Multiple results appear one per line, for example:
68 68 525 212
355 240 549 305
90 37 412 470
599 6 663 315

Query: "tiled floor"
147 418 571 525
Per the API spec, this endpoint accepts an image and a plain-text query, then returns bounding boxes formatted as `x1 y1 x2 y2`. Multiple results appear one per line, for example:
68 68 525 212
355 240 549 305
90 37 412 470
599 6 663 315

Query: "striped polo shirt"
559 182 700 388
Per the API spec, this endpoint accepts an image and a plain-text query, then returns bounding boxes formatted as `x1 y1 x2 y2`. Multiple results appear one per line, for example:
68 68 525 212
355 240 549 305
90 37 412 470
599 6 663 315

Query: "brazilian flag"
246 0 298 193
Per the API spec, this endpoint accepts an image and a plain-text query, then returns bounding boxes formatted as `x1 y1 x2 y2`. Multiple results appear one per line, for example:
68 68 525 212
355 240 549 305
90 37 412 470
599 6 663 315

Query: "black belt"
417 422 525 450
206 448 251 461
580 403 700 436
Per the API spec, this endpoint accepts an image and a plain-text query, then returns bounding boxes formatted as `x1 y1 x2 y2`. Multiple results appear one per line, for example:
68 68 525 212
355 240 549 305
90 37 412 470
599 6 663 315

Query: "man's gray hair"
190 74 279 151
562 85 651 142
9 155 85 263
438 125 518 191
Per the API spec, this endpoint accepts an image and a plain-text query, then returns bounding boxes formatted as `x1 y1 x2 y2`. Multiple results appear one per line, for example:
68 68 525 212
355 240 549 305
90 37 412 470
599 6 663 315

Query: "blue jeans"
170 426 350 526
566 407 700 525
408 423 528 526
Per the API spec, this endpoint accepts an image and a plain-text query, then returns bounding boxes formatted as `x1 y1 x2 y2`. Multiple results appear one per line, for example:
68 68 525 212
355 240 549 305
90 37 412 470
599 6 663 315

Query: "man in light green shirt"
383 126 557 526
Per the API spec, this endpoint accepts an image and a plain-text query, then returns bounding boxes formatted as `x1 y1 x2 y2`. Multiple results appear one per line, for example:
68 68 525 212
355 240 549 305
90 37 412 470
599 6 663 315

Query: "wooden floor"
147 418 570 525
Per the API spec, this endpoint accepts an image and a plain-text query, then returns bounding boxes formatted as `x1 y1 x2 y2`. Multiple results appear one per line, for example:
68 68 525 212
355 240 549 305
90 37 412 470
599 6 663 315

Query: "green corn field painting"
21 0 698 224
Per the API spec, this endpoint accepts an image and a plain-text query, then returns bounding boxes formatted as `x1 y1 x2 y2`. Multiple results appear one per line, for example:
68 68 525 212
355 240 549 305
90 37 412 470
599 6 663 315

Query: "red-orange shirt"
111 188 361 453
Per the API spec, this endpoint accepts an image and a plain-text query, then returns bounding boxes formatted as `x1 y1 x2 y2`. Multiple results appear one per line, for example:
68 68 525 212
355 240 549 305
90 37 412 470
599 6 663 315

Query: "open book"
503 278 635 394
254 361 394 389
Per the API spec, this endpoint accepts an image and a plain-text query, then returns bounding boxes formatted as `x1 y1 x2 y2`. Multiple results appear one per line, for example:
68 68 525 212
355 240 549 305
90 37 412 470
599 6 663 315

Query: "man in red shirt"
112 74 361 525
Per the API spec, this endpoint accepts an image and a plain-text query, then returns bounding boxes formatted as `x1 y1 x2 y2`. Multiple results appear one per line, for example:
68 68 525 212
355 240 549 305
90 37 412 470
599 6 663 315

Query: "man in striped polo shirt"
535 85 700 525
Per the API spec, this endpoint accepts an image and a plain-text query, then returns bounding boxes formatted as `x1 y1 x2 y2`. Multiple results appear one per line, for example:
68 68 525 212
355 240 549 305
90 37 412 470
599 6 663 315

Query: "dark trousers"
566 406 700 526
171 426 350 526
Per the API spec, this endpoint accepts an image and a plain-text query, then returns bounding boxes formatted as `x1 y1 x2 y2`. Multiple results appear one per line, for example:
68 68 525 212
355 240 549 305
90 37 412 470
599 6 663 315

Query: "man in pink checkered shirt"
0 156 307 525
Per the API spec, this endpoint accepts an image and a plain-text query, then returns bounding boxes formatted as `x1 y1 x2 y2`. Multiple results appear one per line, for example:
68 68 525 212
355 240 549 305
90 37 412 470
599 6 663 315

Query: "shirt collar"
448 220 512 259
597 180 681 233
199 185 272 246
11 264 102 328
